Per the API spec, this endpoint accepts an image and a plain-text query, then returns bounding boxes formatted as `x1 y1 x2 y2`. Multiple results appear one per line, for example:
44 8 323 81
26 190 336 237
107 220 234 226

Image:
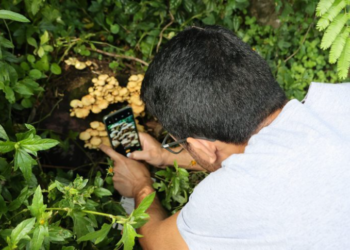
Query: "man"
101 25 350 249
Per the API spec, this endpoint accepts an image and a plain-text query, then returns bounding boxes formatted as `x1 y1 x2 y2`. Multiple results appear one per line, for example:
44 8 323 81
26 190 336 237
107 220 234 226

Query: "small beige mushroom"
75 108 90 118
70 111 75 117
119 88 129 96
98 74 109 81
96 99 109 110
90 130 99 136
92 78 98 84
99 131 108 136
90 137 102 146
85 60 92 66
112 90 119 96
70 99 83 108
81 95 95 106
91 105 102 114
97 123 105 131
101 137 111 146
96 80 105 86
105 95 114 102
88 87 94 93
90 121 100 129
79 131 91 140
129 75 139 81
75 62 86 70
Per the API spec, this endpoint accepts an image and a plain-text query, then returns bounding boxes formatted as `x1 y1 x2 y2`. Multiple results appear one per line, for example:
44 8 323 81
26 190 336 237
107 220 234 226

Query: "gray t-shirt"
177 82 350 250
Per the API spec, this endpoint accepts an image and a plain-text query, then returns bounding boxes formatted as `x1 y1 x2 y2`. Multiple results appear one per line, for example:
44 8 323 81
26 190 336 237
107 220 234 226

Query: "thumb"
128 150 150 161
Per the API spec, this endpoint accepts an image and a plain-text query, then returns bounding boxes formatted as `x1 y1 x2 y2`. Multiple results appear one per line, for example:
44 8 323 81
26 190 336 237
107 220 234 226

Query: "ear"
187 137 218 164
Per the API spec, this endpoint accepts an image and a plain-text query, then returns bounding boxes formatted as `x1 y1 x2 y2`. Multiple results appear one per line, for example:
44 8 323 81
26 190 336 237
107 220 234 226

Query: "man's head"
141 25 287 170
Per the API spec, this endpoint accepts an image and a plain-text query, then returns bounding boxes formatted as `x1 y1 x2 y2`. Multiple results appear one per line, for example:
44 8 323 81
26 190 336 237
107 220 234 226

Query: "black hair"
141 25 287 144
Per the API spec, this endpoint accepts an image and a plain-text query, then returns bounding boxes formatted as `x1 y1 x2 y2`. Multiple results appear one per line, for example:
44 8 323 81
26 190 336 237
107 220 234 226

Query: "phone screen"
104 108 142 156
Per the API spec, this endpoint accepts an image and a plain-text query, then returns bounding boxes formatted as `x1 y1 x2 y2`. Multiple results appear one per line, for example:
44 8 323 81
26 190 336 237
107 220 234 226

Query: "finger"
138 132 148 147
99 144 124 160
128 150 150 161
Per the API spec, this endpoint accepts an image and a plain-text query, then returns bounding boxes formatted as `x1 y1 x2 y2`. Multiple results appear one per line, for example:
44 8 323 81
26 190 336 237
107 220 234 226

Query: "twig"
88 47 149 66
284 18 315 63
156 12 174 52
31 98 64 125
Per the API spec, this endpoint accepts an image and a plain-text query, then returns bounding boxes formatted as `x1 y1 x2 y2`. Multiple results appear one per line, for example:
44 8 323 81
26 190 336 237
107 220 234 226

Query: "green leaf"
14 82 34 96
94 187 112 198
77 223 112 244
117 223 140 250
29 186 47 218
0 36 14 49
316 0 336 16
316 0 346 31
14 148 33 181
50 63 61 75
49 226 73 242
40 31 49 45
0 10 30 22
27 37 38 48
8 186 29 211
10 218 36 245
37 46 45 58
30 225 48 250
337 38 350 79
20 138 59 152
70 212 94 238
3 86 15 103
0 141 15 153
329 27 349 63
110 24 120 34
132 192 155 219
202 13 215 25
29 69 42 79
0 125 9 141
320 13 348 50
27 54 36 63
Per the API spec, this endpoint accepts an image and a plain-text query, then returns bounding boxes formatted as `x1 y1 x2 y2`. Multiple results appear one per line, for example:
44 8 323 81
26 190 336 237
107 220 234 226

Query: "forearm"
162 147 203 170
135 185 167 248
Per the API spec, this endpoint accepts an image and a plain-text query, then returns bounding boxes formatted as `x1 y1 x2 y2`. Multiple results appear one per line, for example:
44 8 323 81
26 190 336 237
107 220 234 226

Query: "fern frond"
320 13 348 49
316 0 347 31
337 38 350 79
316 0 336 17
329 27 349 63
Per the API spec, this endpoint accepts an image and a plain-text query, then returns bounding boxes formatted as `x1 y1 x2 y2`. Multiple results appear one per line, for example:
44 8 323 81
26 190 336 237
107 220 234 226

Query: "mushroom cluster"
70 74 146 118
79 121 111 149
64 57 92 70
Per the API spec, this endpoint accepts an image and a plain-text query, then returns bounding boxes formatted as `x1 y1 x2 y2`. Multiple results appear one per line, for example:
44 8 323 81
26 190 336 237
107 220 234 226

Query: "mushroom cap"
129 75 139 81
96 80 105 86
88 87 94 93
75 108 90 118
91 105 102 114
131 104 144 114
101 136 111 146
90 121 100 129
82 95 95 106
97 99 109 109
98 74 109 81
90 130 99 136
79 131 91 140
70 99 83 108
99 131 108 136
137 74 144 81
119 88 129 96
90 137 102 146
92 78 98 83
97 123 105 131
86 60 92 66
75 62 87 70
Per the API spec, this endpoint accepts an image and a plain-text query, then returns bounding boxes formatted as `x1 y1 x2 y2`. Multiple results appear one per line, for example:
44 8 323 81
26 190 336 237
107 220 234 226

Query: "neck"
215 106 285 164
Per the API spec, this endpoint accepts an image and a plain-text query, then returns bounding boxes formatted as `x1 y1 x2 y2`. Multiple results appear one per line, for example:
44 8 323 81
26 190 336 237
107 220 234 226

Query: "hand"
128 132 169 168
100 144 153 198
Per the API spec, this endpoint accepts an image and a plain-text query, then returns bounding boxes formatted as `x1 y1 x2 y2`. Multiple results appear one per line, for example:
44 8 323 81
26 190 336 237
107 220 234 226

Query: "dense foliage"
0 0 349 249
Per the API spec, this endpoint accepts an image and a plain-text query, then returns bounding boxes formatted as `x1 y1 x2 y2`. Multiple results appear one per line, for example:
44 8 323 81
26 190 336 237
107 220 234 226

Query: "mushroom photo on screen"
110 119 140 149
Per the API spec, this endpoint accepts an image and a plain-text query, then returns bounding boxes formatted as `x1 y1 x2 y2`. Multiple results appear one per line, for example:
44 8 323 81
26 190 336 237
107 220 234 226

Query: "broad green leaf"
29 186 47 218
0 141 15 153
29 69 42 79
94 187 112 198
14 148 33 181
14 82 34 96
49 226 73 242
37 46 45 57
50 63 61 75
3 86 15 103
0 36 14 49
94 172 103 187
70 212 94 238
62 247 76 250
8 186 29 211
0 125 9 141
0 10 30 22
15 124 36 141
77 223 112 244
117 223 141 250
10 218 36 245
40 31 49 45
30 225 48 250
110 24 120 34
20 138 59 152
27 54 36 63
27 37 38 48
132 192 155 218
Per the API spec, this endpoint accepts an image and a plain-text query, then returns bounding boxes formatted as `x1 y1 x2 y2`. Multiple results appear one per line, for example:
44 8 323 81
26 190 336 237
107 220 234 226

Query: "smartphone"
103 106 142 156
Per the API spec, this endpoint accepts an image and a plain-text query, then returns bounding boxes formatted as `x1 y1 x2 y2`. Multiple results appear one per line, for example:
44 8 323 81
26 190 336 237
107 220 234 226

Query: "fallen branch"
88 47 149 66
156 11 174 53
